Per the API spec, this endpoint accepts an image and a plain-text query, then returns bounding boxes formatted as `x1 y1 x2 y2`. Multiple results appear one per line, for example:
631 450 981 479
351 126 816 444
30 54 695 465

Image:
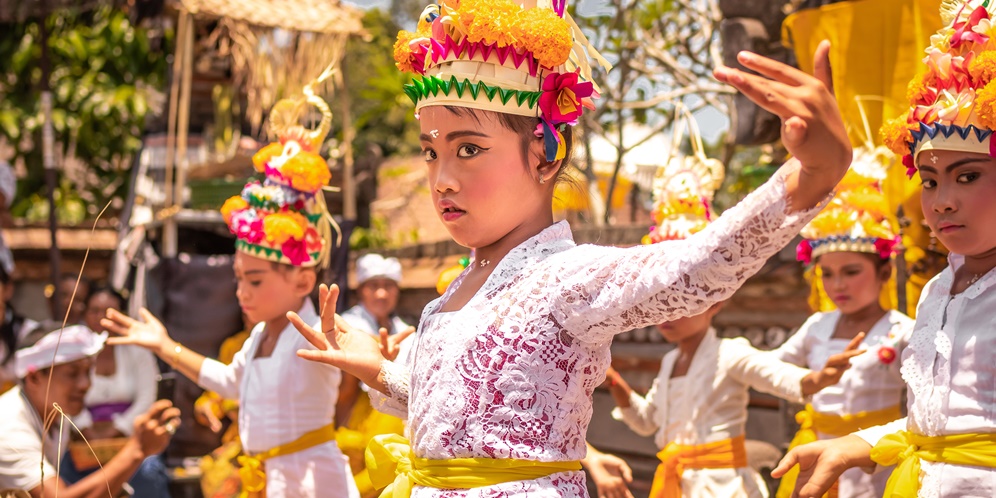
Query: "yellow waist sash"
775 404 901 498
648 434 748 498
871 430 996 498
237 423 338 497
365 434 582 497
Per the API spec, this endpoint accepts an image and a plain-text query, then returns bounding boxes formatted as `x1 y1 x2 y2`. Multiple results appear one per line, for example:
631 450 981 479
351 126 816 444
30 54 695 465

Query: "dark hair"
86 285 127 311
0 264 16 365
441 106 576 183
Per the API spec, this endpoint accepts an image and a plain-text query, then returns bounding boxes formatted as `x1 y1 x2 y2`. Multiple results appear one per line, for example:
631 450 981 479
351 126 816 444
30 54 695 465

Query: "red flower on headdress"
281 238 310 266
539 70 594 125
951 6 991 49
874 236 899 260
796 239 813 265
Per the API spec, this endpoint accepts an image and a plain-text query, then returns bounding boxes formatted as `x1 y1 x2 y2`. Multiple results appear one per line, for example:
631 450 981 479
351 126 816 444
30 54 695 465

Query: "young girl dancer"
290 0 853 495
773 149 914 498
605 149 861 498
103 78 359 498
772 1 996 496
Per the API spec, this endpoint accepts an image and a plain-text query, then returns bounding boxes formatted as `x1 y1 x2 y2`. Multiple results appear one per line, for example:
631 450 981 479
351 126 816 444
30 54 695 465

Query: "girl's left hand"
714 40 850 188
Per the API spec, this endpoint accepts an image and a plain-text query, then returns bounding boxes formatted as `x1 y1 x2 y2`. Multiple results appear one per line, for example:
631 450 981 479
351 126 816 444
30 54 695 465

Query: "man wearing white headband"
0 325 180 496
342 254 411 338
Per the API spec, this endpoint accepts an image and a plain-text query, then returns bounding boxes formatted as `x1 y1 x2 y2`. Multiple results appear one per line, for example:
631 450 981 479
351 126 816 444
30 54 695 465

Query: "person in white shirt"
341 254 412 338
100 79 359 498
604 154 861 498
771 148 915 498
772 2 996 496
0 325 178 497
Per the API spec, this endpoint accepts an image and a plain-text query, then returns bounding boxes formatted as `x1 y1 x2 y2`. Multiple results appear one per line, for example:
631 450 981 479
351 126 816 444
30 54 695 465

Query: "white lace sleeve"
554 160 829 344
368 336 412 419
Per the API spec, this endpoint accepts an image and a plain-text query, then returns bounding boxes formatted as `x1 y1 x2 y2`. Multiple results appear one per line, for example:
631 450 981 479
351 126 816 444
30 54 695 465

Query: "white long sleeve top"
73 344 159 436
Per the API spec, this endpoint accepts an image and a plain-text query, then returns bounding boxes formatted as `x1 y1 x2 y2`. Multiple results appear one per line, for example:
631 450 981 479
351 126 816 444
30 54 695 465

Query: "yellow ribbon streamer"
237 423 338 497
365 434 582 497
871 431 996 498
776 404 901 498
648 435 748 498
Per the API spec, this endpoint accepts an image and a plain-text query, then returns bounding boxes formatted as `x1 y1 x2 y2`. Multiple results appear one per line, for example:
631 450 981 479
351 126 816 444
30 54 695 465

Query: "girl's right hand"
102 308 170 353
288 284 389 392
771 435 874 498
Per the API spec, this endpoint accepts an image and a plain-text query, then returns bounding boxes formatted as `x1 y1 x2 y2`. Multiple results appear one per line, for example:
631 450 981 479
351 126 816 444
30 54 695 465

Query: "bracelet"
172 343 182 366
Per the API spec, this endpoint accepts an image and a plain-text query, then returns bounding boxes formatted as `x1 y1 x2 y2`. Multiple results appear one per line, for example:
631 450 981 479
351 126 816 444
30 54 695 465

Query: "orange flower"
880 114 914 156
514 8 573 68
970 50 996 85
263 211 309 245
252 143 284 172
220 196 248 225
974 80 996 129
280 151 331 192
457 0 520 47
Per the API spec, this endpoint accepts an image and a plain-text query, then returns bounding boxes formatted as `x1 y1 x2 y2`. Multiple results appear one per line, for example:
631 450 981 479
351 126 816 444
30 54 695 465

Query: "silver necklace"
478 258 490 268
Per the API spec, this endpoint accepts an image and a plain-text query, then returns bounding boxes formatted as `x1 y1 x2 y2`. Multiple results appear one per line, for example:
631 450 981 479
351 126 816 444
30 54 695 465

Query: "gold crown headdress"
394 0 610 162
220 67 338 267
797 146 898 264
644 104 725 244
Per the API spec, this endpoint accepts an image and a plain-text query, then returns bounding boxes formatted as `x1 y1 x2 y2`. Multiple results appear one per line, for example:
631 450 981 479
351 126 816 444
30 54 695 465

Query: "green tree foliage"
333 8 420 159
0 6 168 223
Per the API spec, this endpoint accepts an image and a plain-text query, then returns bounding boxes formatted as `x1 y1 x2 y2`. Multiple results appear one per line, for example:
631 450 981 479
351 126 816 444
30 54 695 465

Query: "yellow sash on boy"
871 430 996 498
365 434 581 497
647 434 748 498
775 404 900 498
237 422 338 497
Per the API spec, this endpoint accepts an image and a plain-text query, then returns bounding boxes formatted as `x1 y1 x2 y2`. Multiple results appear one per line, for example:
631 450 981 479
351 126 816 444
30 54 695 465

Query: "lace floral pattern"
375 162 828 496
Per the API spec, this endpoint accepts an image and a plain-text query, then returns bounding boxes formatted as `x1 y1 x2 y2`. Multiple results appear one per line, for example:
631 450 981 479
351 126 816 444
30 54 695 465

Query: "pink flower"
903 154 917 179
878 345 898 364
951 6 990 49
539 70 594 125
796 239 813 265
281 238 310 266
875 237 899 260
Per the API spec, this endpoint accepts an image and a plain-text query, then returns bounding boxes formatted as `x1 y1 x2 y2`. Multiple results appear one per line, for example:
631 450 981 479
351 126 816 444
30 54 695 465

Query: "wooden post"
164 11 194 258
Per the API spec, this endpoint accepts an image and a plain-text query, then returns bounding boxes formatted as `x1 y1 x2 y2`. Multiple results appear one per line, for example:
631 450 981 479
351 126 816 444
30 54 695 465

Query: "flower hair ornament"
797 146 899 265
881 0 996 177
221 66 341 268
643 103 725 244
393 0 611 162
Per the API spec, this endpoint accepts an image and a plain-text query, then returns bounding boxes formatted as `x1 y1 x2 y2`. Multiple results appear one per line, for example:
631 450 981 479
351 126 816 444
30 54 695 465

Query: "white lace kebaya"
854 254 996 498
371 162 829 497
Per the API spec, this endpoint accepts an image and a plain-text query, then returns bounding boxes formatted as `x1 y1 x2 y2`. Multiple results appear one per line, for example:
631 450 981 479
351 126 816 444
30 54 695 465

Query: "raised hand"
588 451 634 498
379 326 416 361
819 332 866 385
801 332 865 395
288 284 388 391
132 399 181 457
771 435 874 498
102 308 170 352
714 40 850 177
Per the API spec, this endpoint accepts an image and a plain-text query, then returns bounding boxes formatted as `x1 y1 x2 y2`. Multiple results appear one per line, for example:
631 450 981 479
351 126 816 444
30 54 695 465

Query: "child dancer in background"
604 150 861 498
772 148 914 498
772 1 996 496
103 75 359 498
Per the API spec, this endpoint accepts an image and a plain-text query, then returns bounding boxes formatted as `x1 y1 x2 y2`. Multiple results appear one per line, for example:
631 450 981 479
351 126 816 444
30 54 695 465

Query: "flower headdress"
797 147 899 265
221 68 338 267
394 0 610 162
881 0 996 177
643 105 724 244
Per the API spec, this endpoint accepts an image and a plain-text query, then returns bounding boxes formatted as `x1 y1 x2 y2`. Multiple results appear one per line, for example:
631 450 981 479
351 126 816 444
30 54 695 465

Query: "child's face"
918 150 996 257
418 107 549 249
233 252 309 325
818 252 887 314
656 304 721 343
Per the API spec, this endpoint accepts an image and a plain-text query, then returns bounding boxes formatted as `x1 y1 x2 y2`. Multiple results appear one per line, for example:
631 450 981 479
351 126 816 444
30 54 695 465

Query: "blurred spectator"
0 325 178 497
0 262 39 394
45 273 91 325
341 254 409 336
